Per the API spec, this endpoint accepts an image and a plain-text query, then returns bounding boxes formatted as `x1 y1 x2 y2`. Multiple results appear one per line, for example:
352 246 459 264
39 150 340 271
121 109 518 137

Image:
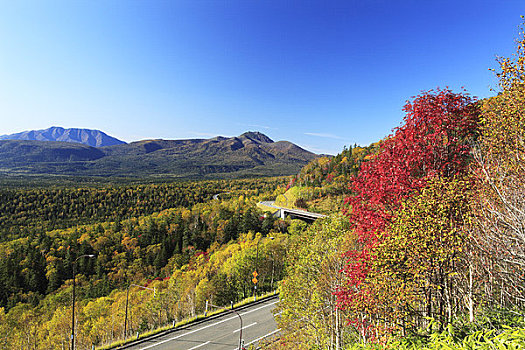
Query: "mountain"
0 131 318 179
0 127 126 147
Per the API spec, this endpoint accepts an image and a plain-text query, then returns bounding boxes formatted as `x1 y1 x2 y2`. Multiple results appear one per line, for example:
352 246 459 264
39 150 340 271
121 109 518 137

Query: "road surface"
258 201 280 209
124 296 279 350
258 201 327 221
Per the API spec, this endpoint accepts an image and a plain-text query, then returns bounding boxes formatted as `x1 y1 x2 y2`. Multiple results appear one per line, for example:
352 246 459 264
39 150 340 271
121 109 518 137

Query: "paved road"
258 201 280 209
213 192 231 200
124 297 279 350
259 201 327 220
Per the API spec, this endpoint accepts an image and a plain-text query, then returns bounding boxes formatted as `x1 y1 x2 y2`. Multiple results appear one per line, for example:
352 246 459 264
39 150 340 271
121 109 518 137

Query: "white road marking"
138 301 278 349
232 322 257 333
231 328 281 350
187 341 210 350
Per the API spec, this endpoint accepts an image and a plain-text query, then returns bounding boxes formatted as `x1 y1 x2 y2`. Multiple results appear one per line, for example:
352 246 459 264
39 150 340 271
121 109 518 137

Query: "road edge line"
108 293 279 349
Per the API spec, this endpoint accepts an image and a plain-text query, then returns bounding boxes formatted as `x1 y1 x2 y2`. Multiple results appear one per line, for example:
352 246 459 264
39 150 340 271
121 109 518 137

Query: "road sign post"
252 270 258 301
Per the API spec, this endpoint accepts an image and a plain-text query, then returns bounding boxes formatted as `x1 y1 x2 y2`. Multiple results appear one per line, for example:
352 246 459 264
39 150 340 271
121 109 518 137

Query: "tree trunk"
335 305 340 350
469 263 474 322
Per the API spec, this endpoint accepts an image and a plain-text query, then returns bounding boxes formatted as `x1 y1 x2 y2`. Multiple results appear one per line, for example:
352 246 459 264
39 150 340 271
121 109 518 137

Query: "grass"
306 194 346 215
275 186 306 209
97 290 279 349
256 202 279 214
346 327 525 349
347 311 525 350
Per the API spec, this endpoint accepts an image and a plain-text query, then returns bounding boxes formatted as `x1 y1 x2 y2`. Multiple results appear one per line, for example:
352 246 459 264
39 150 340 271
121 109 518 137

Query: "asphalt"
258 201 280 209
123 297 280 350
259 201 327 219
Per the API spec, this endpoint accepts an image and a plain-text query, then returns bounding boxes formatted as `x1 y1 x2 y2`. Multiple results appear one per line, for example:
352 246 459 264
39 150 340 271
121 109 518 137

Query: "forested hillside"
0 178 282 242
273 144 376 214
0 131 317 179
0 177 294 349
271 20 525 350
3 17 525 350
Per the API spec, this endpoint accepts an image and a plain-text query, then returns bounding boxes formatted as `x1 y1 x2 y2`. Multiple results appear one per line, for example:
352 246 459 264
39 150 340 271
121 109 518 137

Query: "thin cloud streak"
189 132 231 138
304 132 344 140
237 123 275 130
298 143 337 155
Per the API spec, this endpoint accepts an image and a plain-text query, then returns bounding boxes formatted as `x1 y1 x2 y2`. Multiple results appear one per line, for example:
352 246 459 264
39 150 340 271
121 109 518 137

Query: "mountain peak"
0 130 318 178
238 131 274 144
0 127 126 147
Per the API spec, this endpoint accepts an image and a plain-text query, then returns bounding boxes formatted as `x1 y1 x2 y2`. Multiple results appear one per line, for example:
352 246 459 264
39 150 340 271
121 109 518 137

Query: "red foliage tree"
337 89 479 335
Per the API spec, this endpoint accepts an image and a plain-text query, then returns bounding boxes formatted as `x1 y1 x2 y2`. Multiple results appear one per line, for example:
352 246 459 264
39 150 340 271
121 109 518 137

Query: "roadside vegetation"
268 18 525 349
274 144 375 214
0 177 292 349
2 17 525 350
271 19 525 350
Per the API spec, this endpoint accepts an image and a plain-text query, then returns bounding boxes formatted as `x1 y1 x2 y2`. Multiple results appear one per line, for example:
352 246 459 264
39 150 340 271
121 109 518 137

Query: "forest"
3 17 525 350
270 19 525 350
0 176 294 349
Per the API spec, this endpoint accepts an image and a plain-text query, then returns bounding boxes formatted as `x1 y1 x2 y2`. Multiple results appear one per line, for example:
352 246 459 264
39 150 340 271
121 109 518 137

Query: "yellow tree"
364 178 473 337
276 215 353 350
39 305 71 350
80 296 114 347
475 18 525 307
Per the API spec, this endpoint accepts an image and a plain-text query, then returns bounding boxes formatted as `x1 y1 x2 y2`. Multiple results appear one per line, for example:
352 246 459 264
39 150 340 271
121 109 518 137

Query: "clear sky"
0 0 523 154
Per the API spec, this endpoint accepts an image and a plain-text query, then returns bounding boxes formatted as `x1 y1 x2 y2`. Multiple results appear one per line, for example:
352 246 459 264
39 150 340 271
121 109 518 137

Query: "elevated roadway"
259 201 327 222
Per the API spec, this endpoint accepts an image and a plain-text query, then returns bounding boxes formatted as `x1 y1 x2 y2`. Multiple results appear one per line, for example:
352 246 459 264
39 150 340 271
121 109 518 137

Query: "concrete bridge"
258 201 327 222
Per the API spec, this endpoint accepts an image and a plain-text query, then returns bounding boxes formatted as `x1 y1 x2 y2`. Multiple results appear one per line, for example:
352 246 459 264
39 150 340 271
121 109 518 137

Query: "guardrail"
99 291 279 350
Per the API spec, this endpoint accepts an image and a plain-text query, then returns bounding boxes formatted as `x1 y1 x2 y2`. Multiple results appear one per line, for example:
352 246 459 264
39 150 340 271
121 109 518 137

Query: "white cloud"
237 123 275 130
304 132 344 140
298 143 337 155
189 132 224 138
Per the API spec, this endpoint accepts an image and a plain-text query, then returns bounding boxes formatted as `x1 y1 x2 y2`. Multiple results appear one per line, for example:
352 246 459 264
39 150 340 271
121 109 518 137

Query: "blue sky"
0 1 523 154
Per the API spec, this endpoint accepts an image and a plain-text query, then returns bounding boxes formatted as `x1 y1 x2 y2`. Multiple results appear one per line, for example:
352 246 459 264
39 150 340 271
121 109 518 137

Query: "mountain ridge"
0 126 126 147
0 131 318 179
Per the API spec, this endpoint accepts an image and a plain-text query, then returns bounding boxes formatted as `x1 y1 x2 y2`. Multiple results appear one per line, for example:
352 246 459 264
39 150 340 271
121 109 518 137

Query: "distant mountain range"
0 129 318 179
0 126 126 147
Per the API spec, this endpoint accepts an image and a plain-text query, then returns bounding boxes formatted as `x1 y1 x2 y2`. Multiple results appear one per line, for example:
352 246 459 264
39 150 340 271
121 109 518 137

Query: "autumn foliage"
338 89 480 339
472 20 525 309
272 20 525 349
